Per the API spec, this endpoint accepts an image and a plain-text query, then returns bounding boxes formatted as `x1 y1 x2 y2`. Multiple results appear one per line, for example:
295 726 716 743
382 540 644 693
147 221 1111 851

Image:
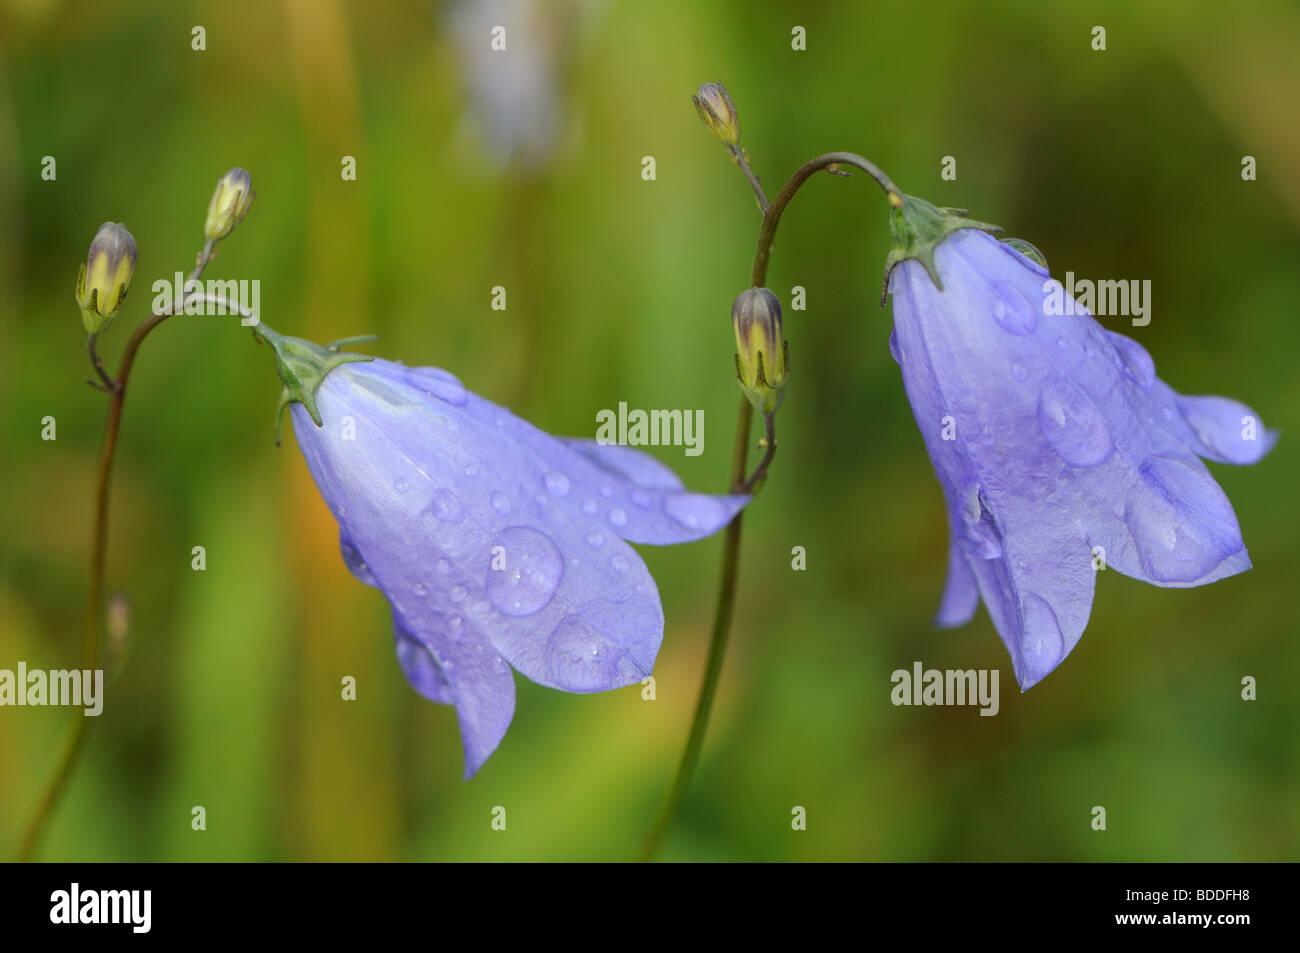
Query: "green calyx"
880 194 1002 306
251 324 376 445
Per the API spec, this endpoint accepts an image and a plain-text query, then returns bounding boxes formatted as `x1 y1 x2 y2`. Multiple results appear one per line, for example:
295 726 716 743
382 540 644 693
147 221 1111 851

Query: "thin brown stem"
16 238 216 861
641 147 897 861
740 413 778 494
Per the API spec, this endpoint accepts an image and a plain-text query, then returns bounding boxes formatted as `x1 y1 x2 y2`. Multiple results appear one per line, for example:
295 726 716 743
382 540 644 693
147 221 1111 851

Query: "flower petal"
934 542 978 627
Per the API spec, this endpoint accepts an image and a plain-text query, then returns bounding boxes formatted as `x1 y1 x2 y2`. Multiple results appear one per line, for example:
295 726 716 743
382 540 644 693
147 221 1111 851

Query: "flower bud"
692 82 740 147
205 166 255 241
75 222 137 335
732 287 787 414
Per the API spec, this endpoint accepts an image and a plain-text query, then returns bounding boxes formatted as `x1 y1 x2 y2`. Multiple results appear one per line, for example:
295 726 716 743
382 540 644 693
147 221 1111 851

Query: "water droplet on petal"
484 526 564 617
1011 362 1029 383
1057 336 1068 351
413 582 427 597
990 281 1038 336
585 530 605 548
888 328 905 364
435 558 451 574
407 367 469 406
447 615 463 640
546 615 612 691
491 491 511 515
544 472 570 497
1123 454 1241 583
582 500 598 516
957 484 1002 559
1018 593 1065 684
1037 376 1114 468
1084 342 1095 359
464 463 480 478
1106 331 1155 391
610 554 629 574
631 489 651 508
395 477 410 493
428 488 465 523
608 508 628 528
449 584 467 603
599 484 614 499
664 493 725 531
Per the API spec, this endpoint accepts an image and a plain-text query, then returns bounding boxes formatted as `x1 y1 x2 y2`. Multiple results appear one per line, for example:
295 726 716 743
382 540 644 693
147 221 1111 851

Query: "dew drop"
395 477 410 494
1057 336 1068 351
1011 362 1029 383
888 328 905 364
449 584 467 603
664 493 724 531
1105 331 1155 391
413 582 427 597
1037 376 1114 468
435 558 451 574
464 463 480 478
631 489 651 509
428 488 465 523
990 281 1038 336
1018 593 1065 685
608 508 628 528
610 554 630 574
484 526 563 617
491 491 511 515
447 615 463 640
582 500 598 516
957 484 1002 559
546 615 611 691
544 472 571 497
599 484 614 499
1123 454 1240 583
585 530 605 548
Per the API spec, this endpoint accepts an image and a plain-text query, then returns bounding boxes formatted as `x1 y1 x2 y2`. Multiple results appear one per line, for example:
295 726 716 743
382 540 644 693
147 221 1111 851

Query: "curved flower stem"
741 413 778 494
728 145 770 214
640 151 898 861
16 238 217 861
751 152 901 288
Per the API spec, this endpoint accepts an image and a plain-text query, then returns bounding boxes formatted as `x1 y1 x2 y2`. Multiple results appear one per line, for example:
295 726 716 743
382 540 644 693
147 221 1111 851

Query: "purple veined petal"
388 603 515 779
562 439 685 491
340 529 379 587
1176 394 1278 465
393 610 455 705
934 541 978 627
359 358 749 546
1117 453 1250 587
290 362 674 701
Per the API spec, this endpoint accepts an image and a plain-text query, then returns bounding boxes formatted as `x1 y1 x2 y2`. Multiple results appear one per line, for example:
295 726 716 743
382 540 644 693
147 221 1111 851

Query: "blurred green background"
1 0 1297 861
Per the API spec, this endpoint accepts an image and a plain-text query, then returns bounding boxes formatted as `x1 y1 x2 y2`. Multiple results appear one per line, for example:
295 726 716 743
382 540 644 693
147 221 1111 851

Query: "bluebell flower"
884 197 1275 690
286 356 747 776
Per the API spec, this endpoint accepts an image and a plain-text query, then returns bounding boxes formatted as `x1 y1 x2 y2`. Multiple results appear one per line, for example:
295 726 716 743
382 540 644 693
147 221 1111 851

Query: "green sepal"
251 325 377 445
880 194 1003 307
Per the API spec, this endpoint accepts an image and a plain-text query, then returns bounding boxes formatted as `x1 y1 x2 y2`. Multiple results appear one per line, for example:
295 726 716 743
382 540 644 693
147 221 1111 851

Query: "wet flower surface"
888 229 1275 690
290 358 747 776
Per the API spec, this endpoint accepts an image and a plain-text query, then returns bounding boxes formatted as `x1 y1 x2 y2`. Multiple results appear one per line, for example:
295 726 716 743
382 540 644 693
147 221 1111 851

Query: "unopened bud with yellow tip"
75 222 137 335
692 82 740 148
205 166 255 241
732 287 787 414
